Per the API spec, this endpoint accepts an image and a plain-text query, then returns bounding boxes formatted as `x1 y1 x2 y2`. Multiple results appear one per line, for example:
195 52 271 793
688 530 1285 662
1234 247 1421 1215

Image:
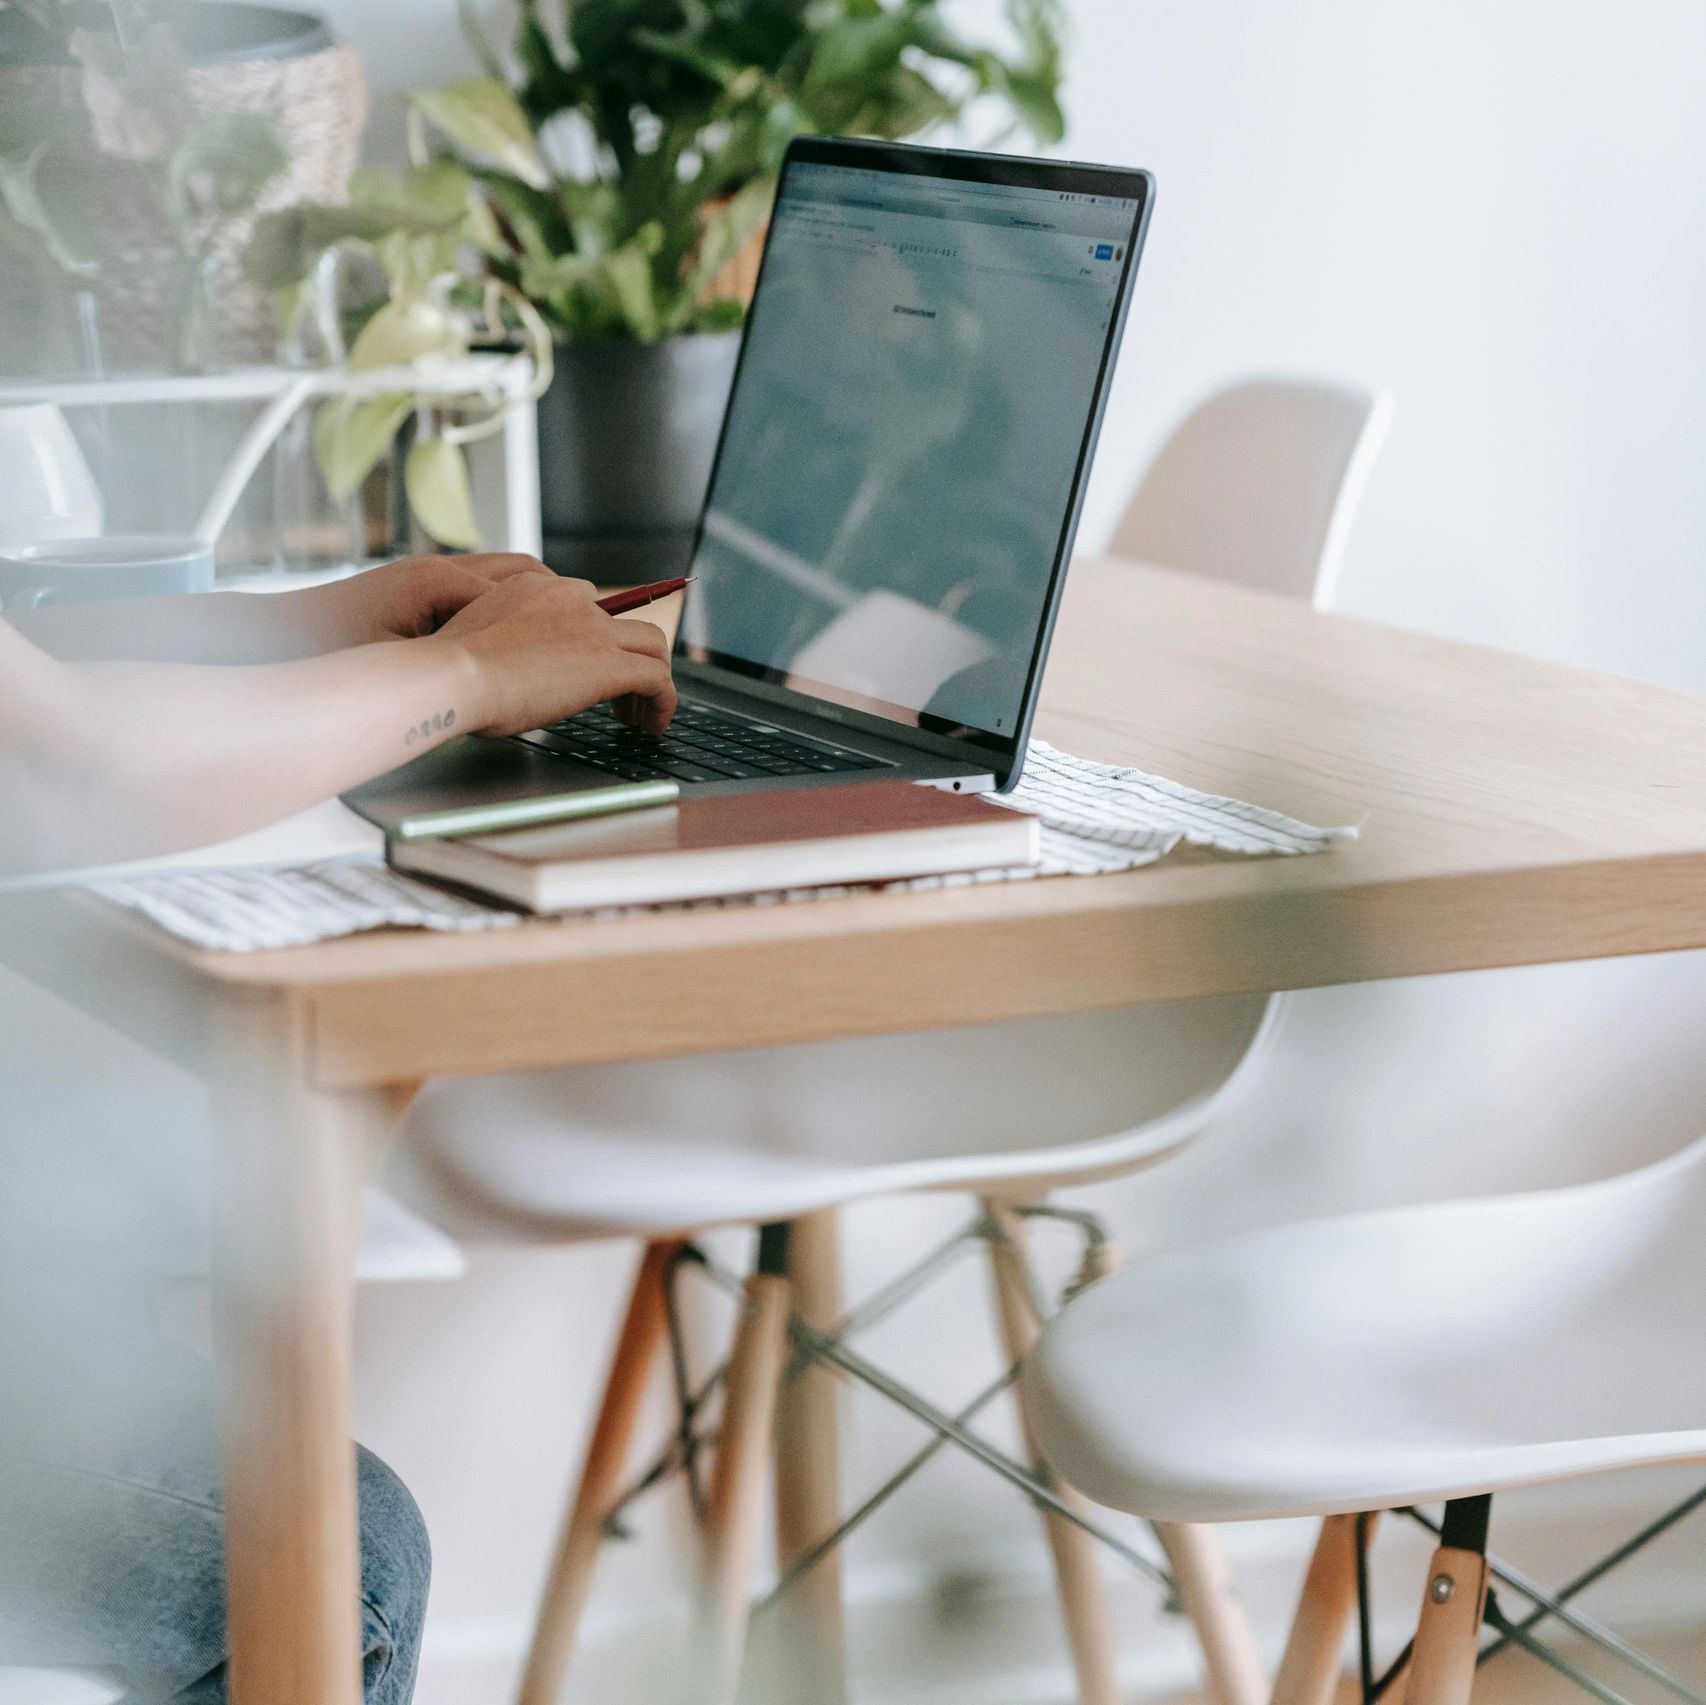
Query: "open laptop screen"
678 140 1150 762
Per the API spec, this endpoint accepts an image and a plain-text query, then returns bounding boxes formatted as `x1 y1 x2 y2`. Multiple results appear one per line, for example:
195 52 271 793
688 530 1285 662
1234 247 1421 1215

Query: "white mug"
0 404 104 551
0 536 215 609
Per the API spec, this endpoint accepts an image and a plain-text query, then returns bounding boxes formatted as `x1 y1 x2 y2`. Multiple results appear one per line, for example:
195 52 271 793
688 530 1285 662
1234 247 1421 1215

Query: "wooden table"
6 557 1706 1704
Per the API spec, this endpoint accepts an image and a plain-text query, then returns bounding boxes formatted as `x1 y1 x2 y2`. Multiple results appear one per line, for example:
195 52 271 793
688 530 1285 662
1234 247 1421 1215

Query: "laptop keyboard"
521 702 891 785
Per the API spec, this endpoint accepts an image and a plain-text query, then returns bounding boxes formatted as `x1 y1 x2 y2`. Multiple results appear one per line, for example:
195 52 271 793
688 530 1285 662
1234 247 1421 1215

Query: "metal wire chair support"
1463 1483 1706 1668
753 1361 1027 1617
663 1242 714 1522
1355 1513 1383 1705
1483 1592 1639 1705
1348 1493 1706 1705
592 1205 1174 1605
1012 1201 1119 1299
782 1308 1171 1590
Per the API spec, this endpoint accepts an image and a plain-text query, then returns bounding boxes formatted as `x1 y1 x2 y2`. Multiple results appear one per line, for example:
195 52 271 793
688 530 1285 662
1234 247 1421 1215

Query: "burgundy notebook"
388 781 1039 913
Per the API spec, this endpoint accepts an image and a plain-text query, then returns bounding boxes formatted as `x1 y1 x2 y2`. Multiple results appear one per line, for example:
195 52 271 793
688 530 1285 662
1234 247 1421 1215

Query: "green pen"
387 778 680 843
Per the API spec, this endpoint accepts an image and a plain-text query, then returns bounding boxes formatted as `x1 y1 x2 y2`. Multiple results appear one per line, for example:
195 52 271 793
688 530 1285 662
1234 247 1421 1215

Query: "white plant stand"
0 352 543 568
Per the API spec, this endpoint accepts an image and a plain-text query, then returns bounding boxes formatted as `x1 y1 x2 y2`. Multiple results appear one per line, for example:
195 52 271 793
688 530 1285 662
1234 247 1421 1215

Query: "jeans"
0 1079 431 1702
0 1401 431 1705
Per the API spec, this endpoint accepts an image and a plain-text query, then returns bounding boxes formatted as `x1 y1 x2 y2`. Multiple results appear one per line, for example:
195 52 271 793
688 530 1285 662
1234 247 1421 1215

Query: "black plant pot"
536 333 741 583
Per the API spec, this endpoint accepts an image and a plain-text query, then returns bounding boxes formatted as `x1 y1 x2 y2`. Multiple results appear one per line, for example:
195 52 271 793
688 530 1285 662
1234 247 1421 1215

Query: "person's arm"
0 574 676 875
8 552 552 665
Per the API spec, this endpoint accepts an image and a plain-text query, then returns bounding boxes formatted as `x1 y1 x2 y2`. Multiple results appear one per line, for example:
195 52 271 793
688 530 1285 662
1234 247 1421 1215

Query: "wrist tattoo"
404 708 456 747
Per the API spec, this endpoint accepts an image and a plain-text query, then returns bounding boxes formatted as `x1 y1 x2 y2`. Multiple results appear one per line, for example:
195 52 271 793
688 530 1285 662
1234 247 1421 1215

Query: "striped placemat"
89 742 1359 953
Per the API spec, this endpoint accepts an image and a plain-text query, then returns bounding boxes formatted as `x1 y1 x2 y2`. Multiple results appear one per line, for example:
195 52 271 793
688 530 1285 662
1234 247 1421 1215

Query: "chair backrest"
1109 375 1393 608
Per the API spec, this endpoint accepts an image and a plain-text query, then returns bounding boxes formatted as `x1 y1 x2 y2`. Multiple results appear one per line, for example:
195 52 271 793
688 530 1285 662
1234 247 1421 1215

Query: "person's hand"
431 574 677 737
305 552 553 649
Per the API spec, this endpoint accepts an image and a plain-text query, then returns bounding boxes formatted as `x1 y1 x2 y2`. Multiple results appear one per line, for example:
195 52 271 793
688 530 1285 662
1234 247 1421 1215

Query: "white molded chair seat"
1026 1135 1706 1525
3 1078 465 1285
396 1000 1275 1239
0 1671 121 1705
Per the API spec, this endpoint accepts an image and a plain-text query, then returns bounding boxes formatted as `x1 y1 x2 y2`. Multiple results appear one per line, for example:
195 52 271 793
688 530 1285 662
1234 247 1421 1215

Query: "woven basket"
0 34 365 368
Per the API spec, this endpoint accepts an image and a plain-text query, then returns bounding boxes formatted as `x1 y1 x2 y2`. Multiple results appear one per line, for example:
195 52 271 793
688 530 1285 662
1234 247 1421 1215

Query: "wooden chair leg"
517 1240 681 1705
1272 1514 1377 1705
1152 1523 1268 1705
690 1267 792 1705
983 1200 1123 1705
1405 1541 1489 1705
768 1210 849 1704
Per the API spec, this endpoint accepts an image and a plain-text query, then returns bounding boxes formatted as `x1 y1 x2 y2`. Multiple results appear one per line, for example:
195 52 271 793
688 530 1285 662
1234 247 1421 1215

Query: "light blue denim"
0 1078 430 1702
0 1405 431 1704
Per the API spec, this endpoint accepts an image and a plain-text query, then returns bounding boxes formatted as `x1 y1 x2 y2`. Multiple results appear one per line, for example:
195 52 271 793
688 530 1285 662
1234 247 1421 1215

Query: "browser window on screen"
683 161 1137 740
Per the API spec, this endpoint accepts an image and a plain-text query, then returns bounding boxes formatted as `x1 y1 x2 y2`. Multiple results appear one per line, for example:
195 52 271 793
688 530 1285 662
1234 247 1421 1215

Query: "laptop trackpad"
341 736 609 833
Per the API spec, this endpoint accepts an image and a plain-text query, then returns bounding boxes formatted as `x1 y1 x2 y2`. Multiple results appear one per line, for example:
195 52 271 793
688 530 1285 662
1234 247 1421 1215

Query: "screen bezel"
674 135 1155 790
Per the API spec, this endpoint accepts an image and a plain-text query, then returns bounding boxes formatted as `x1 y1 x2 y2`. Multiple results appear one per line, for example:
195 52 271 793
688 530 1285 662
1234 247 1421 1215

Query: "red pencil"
597 576 694 616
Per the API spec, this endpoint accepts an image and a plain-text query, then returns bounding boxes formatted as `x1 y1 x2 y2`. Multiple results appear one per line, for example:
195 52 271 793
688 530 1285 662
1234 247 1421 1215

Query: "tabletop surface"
15 557 1706 1086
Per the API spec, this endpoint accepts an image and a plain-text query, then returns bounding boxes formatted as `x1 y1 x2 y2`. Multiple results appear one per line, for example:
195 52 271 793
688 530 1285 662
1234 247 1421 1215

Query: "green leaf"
857 65 958 141
457 0 505 80
244 164 477 291
515 13 585 128
0 143 96 273
800 15 913 103
167 112 287 225
274 281 308 340
360 158 476 225
244 204 412 288
569 0 697 82
556 175 624 257
672 174 773 329
347 295 465 371
465 188 505 255
996 0 1067 142
631 26 745 89
412 78 550 191
602 241 661 340
405 435 483 550
690 296 746 333
476 171 571 262
314 393 413 501
983 58 1065 144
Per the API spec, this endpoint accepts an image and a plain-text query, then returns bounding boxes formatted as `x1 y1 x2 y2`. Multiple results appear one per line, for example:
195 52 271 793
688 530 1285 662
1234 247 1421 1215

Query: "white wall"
6 2 1706 1699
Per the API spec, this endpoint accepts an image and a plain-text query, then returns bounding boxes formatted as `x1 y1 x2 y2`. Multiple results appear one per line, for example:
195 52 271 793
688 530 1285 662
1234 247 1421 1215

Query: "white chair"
4 1077 465 1287
1111 375 1393 608
0 403 103 553
1024 1135 1706 1705
396 370 1394 1705
0 1672 120 1705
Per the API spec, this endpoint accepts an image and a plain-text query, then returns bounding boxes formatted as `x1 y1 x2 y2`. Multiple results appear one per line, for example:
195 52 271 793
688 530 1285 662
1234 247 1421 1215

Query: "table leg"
207 993 394 1705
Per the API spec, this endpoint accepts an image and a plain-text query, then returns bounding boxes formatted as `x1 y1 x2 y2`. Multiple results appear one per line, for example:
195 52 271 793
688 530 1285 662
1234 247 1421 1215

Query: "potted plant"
251 0 1065 565
0 0 365 372
242 153 554 550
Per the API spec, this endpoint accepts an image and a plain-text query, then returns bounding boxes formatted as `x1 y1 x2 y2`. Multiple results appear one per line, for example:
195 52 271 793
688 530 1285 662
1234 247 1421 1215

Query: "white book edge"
395 814 1040 913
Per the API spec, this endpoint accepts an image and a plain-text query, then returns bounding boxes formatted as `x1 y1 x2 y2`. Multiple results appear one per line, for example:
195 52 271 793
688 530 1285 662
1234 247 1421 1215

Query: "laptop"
346 137 1154 831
